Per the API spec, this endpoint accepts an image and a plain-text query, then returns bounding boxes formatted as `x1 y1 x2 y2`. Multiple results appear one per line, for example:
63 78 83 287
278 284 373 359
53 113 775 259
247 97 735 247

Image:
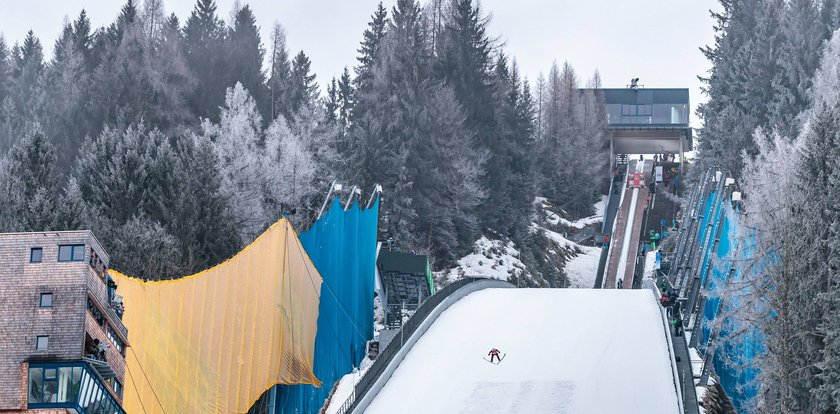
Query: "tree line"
0 0 607 284
698 0 840 412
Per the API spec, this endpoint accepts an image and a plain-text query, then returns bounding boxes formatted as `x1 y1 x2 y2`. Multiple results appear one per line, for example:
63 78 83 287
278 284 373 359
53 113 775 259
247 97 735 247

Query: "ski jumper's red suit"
488 348 501 363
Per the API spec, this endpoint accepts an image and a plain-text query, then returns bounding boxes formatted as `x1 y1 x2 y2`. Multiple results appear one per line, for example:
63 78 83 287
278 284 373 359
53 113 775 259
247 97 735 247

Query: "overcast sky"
0 0 720 127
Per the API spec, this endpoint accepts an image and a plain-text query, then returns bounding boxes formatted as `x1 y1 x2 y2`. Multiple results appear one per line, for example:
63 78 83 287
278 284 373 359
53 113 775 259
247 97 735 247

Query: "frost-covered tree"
491 57 536 240
0 126 57 232
769 0 825 138
70 10 95 70
287 51 318 118
347 3 389 184
738 129 804 413
40 25 89 172
226 5 269 118
806 28 840 123
698 0 837 175
184 0 227 121
697 0 768 175
337 67 353 136
436 0 500 234
353 0 485 262
537 62 606 216
785 100 840 413
354 2 388 94
10 31 44 120
89 1 194 132
168 134 239 272
0 36 10 110
737 101 840 412
268 22 291 121
264 116 317 224
74 124 153 224
72 122 237 275
108 216 183 279
201 83 268 242
53 177 93 231
142 0 167 44
0 36 19 155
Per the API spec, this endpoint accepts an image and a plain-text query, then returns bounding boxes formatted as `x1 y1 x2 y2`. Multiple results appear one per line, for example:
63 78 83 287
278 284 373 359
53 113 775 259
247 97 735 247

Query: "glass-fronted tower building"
601 87 692 165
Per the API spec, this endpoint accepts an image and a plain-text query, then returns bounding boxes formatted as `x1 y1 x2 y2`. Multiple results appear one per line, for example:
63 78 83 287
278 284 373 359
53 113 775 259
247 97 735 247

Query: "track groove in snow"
364 289 680 414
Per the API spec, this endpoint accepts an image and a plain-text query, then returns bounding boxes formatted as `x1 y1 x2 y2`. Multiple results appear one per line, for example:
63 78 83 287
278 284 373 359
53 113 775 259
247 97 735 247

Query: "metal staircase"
671 170 714 294
683 175 728 321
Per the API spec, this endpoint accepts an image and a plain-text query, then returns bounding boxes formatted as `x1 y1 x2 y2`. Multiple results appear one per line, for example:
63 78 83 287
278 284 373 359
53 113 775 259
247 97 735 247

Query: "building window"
621 104 637 115
106 325 125 355
87 298 106 327
40 293 53 308
30 247 43 263
27 364 84 406
106 378 123 399
58 244 85 262
36 335 49 350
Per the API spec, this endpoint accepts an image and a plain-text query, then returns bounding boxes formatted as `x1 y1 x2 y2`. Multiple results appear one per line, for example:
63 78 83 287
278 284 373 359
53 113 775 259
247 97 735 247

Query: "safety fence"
643 279 688 414
333 277 498 414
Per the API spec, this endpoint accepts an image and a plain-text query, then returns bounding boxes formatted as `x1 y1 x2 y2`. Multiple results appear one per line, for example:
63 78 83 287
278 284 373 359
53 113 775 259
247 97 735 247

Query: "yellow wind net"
111 219 322 414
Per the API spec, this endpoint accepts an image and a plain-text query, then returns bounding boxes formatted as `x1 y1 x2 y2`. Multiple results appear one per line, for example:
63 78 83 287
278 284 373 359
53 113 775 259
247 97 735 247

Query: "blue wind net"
696 197 762 411
264 197 379 413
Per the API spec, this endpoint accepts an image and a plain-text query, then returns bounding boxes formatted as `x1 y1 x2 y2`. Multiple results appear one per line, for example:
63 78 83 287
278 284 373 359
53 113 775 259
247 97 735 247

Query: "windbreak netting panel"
112 219 323 414
697 200 762 411
268 197 379 414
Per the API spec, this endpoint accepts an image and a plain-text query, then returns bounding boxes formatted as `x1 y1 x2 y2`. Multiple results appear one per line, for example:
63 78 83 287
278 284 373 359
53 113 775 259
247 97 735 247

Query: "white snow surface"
535 224 601 288
364 289 681 414
439 236 526 282
644 250 658 280
536 196 605 229
593 195 607 218
535 224 576 248
325 357 373 414
564 243 601 288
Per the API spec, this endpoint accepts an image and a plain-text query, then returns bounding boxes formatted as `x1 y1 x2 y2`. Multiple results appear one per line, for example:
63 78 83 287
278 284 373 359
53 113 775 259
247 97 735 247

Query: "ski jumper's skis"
483 353 506 364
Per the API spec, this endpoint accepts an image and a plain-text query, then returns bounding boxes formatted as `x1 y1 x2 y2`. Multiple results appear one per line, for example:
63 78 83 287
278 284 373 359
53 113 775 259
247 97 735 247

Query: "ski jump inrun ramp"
361 288 681 414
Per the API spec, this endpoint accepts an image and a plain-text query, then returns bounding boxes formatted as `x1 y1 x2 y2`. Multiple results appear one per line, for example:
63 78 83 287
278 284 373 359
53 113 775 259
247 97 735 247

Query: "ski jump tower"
594 84 693 289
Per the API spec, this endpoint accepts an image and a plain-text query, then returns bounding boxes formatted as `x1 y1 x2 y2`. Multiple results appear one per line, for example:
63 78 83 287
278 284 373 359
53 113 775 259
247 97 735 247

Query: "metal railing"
333 277 493 414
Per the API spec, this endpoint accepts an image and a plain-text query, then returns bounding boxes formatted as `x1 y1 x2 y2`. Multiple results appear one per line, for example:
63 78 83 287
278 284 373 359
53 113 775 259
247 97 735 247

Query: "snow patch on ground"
324 357 374 414
535 223 601 288
694 376 716 414
536 196 605 229
373 294 385 333
593 195 607 218
689 347 703 374
438 236 526 283
535 224 576 248
440 196 606 288
365 289 681 414
538 196 607 288
564 244 601 288
696 385 708 414
644 250 658 280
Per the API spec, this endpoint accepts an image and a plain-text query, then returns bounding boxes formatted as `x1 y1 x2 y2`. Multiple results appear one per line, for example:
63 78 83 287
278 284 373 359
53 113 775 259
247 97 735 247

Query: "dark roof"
378 250 428 275
598 88 690 105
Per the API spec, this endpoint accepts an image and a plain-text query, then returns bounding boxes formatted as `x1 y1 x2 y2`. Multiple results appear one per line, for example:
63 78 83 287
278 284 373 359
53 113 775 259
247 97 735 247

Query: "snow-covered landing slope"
364 289 680 414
